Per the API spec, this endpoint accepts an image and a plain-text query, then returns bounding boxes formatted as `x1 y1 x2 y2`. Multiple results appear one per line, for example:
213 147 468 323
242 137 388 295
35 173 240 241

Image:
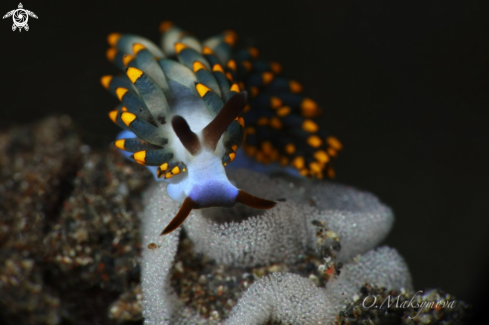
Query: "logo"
3 3 37 32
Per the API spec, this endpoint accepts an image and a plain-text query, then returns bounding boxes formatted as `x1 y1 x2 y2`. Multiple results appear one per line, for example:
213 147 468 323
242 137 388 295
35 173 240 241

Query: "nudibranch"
101 22 342 235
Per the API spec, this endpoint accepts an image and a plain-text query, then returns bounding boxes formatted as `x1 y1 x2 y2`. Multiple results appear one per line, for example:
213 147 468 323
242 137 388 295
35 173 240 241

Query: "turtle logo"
3 3 37 32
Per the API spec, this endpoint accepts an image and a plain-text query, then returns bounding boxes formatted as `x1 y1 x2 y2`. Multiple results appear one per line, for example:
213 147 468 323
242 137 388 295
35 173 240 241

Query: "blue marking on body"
188 179 238 208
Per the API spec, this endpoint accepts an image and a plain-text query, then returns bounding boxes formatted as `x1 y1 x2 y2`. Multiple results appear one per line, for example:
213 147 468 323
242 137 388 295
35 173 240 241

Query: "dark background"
1 0 488 315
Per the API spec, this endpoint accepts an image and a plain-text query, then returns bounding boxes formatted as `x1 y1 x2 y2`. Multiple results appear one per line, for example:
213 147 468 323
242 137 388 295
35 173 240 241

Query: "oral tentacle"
171 115 201 155
160 197 195 235
202 91 247 151
236 190 277 210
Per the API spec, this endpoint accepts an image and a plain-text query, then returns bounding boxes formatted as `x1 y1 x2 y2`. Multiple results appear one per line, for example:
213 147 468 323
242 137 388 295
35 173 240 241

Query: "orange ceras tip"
262 72 274 85
108 110 118 123
174 42 187 54
270 96 282 109
115 88 128 101
100 75 112 89
106 48 117 62
132 43 146 55
193 61 206 72
107 33 121 46
223 33 236 46
270 61 282 74
159 21 173 33
202 46 214 55
242 61 252 71
127 67 143 83
212 64 224 73
126 67 143 83
326 136 343 150
230 84 240 93
122 54 134 66
227 60 237 71
289 80 303 93
196 83 211 97
248 47 259 58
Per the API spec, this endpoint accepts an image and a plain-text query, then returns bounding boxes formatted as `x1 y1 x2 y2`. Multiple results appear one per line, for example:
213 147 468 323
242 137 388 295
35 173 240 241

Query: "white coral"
227 247 411 325
185 169 394 265
140 169 412 324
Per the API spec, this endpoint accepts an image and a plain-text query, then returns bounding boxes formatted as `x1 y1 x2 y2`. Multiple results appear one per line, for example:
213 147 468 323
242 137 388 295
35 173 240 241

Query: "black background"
1 0 488 316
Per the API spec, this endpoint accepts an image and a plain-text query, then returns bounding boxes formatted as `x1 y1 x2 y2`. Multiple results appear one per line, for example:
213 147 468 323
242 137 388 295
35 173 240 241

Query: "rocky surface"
0 116 151 324
168 227 335 321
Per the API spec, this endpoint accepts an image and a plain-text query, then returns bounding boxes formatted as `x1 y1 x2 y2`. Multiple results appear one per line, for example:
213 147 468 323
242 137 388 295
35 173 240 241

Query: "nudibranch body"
102 22 342 234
